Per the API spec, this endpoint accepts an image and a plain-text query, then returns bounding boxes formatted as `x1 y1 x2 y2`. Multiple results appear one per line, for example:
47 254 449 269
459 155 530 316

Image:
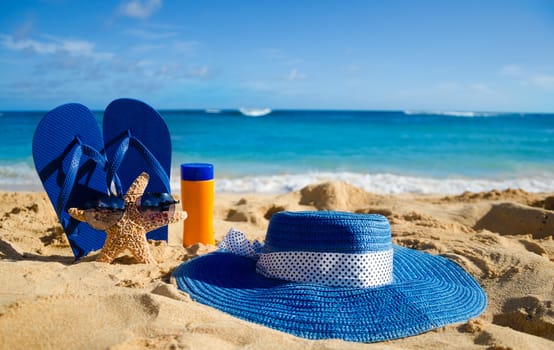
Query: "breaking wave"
5 164 553 195
171 171 554 195
403 110 507 118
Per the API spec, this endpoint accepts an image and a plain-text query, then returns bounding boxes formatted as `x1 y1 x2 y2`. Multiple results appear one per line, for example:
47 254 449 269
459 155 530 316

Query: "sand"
1 181 553 349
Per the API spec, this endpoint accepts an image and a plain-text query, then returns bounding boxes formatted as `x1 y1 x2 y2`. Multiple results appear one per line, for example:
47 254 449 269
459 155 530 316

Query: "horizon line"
2 107 554 115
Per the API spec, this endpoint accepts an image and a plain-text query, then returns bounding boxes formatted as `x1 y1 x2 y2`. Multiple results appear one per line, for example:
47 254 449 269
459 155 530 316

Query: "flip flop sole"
103 98 172 241
32 103 108 258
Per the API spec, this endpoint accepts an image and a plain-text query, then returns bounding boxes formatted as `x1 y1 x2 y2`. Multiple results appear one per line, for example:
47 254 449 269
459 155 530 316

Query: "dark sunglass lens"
83 208 124 230
138 193 177 217
83 196 124 210
81 195 125 230
101 196 125 209
139 193 177 210
83 199 100 210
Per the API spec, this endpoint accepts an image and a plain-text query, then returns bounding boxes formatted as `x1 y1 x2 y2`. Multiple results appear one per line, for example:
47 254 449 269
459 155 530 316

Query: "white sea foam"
0 163 42 191
238 108 272 117
4 163 552 195
171 171 554 195
403 110 504 118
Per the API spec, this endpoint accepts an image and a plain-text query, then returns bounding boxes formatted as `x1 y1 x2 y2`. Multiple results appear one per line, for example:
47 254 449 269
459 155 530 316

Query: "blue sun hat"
173 211 487 342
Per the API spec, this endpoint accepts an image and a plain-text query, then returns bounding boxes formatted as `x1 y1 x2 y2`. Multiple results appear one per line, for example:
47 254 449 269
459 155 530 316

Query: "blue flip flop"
103 98 172 241
32 103 109 259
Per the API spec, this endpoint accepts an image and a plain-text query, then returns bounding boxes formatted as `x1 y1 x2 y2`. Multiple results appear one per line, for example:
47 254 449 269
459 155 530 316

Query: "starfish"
69 172 187 264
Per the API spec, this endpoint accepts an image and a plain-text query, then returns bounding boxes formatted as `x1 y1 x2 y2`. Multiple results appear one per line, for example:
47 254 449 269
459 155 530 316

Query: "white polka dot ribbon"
219 228 394 288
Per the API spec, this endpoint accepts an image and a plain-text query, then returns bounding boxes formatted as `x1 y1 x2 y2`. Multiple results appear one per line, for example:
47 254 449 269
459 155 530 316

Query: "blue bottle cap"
181 163 214 181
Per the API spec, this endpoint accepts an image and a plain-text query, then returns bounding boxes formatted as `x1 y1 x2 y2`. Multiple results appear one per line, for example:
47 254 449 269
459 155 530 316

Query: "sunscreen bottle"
180 163 214 246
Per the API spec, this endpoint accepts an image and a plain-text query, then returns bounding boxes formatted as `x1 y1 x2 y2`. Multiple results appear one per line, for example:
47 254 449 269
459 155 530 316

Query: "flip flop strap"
82 143 123 194
55 137 107 219
106 130 170 195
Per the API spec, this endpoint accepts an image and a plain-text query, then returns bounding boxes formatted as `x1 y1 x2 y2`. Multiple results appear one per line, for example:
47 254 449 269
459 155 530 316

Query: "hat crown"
264 211 392 254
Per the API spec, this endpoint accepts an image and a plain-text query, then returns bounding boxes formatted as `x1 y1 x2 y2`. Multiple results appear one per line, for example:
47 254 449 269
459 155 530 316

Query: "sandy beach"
1 181 553 349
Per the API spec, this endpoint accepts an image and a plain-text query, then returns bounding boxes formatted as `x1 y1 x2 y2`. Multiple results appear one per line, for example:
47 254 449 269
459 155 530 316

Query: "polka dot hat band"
219 228 394 288
173 211 487 343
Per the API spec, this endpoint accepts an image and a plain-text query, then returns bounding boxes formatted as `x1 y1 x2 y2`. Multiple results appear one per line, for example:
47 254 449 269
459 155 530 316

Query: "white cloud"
530 75 554 88
470 83 497 95
154 63 181 77
9 78 69 96
436 82 461 91
173 40 199 54
118 0 162 19
259 48 304 66
186 65 209 78
59 38 95 56
500 64 554 89
342 64 361 73
124 28 177 40
123 33 198 56
286 68 307 81
130 43 165 53
260 48 286 60
152 63 210 80
13 20 33 41
1 34 56 54
242 80 274 92
398 81 499 100
0 33 113 60
440 82 498 96
500 64 523 77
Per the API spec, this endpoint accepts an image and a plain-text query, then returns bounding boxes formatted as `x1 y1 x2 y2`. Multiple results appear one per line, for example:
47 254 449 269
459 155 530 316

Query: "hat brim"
173 245 486 342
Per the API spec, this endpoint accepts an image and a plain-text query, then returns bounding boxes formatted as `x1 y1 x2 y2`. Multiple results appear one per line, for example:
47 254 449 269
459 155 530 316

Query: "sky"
0 0 553 112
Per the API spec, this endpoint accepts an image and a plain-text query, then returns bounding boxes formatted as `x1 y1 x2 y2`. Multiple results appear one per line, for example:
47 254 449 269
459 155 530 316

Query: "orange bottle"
180 163 215 246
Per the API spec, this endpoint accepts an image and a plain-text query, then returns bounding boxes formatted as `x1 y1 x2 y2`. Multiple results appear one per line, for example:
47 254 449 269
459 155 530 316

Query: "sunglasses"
81 192 179 230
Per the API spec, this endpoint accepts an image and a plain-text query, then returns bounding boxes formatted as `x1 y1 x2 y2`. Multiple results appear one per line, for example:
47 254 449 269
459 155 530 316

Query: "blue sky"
1 0 553 112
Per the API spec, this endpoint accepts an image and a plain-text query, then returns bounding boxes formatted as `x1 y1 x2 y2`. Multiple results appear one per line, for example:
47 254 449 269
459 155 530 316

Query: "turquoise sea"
1 108 553 194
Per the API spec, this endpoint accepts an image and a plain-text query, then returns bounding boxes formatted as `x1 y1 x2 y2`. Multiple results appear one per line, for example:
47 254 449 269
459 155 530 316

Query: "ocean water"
1 109 553 194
